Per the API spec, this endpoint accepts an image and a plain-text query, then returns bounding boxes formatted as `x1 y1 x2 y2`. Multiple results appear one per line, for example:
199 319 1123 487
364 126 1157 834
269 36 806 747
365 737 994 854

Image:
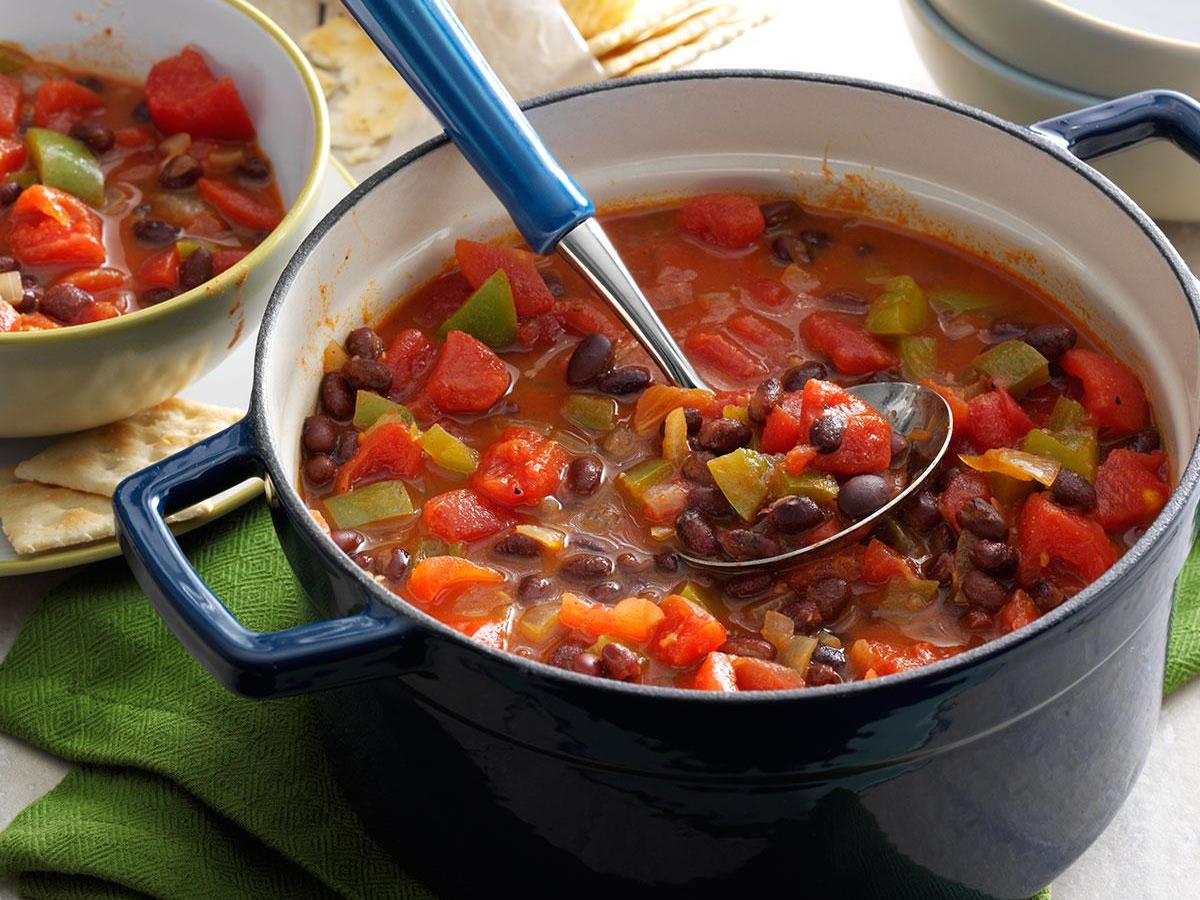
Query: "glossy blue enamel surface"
1032 90 1200 163
339 0 593 253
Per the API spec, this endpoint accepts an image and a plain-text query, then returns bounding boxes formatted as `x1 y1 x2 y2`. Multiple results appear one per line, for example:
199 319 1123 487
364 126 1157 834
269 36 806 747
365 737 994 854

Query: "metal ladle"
340 0 954 571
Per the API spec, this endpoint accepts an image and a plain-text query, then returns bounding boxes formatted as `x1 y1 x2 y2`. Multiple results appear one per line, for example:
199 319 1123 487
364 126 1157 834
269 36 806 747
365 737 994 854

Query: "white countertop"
3 1 1200 897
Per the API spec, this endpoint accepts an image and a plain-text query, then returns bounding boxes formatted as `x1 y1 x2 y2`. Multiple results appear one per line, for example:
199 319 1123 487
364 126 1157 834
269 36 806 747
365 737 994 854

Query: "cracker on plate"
600 3 740 77
14 398 242 498
562 0 639 39
624 6 773 75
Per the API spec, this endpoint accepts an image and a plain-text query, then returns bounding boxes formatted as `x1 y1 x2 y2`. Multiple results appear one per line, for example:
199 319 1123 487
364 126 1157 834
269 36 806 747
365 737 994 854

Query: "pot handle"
114 420 412 699
1030 90 1200 163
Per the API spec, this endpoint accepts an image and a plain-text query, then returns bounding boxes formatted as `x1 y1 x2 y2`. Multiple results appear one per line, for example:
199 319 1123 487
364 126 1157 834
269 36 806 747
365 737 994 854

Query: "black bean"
928 522 955 557
561 553 615 582
782 361 829 391
1050 469 1096 512
801 229 831 248
724 572 774 600
329 530 363 553
810 413 845 454
984 318 1027 343
589 580 625 605
962 570 1008 612
838 474 892 520
320 373 355 420
720 635 777 660
810 576 850 620
806 663 842 687
351 552 373 571
69 121 114 155
0 256 16 273
571 651 603 677
542 271 565 297
158 154 203 189
780 599 822 634
921 552 954 584
821 290 869 314
697 418 751 453
237 154 272 181
1128 429 1162 453
600 642 641 681
518 575 554 602
41 284 94 324
178 246 213 291
749 377 782 423
333 428 359 464
866 367 903 384
131 99 151 123
769 496 823 533
376 547 407 581
688 485 733 518
494 533 541 557
771 235 811 265
1024 323 1076 360
549 642 585 670
567 333 614 386
345 327 384 360
301 415 338 454
654 551 680 573
75 75 104 93
1029 579 1065 612
681 451 716 485
140 287 175 307
0 181 21 207
676 509 720 557
15 282 39 313
132 218 181 246
719 529 780 560
812 643 846 668
567 455 603 495
956 497 1008 540
890 431 910 466
616 552 651 573
304 454 337 486
597 366 651 395
970 539 1019 576
760 200 800 227
343 356 392 393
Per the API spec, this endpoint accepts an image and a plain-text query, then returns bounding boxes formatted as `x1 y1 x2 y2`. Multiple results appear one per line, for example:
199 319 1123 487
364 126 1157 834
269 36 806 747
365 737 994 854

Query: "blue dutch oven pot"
115 74 1200 898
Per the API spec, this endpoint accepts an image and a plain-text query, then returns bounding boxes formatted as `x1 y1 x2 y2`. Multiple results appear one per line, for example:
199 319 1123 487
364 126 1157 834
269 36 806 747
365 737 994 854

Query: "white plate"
0 159 355 576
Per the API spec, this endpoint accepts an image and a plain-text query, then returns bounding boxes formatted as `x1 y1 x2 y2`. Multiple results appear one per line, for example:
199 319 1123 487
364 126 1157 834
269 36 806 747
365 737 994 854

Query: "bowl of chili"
115 73 1200 895
0 0 329 436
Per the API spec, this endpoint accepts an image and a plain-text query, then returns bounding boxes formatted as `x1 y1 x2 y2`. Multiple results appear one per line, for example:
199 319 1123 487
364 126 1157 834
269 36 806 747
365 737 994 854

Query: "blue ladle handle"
339 0 707 390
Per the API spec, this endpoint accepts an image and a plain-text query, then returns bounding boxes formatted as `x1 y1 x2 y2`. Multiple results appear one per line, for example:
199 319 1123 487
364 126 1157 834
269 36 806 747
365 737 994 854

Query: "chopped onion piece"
323 341 349 374
515 524 566 553
959 448 1060 487
762 609 795 652
159 132 192 159
780 634 819 676
0 271 22 305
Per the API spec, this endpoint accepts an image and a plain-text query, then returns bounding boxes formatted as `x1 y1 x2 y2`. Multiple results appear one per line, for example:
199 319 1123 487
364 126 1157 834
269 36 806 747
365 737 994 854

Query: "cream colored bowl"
0 0 329 436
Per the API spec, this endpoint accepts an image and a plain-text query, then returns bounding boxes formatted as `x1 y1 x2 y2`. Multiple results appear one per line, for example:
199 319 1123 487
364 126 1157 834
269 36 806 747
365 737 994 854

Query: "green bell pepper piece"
674 580 721 616
413 537 466 563
418 424 478 476
562 393 616 433
1022 428 1098 481
878 515 919 557
6 171 36 189
897 335 938 382
988 471 1035 505
770 469 839 505
617 458 673 504
1047 395 1087 432
437 269 517 347
352 391 414 431
25 128 105 207
927 288 994 315
880 577 940 611
324 480 414 530
972 339 1049 397
865 275 928 336
708 448 775 520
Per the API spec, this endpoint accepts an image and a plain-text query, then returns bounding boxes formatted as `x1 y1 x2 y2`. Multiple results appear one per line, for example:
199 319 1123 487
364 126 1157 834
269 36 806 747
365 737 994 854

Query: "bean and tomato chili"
0 44 284 331
299 193 1170 692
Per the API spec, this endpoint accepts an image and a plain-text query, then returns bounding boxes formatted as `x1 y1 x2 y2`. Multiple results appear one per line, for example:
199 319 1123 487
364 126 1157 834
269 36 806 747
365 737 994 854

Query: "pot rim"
253 69 1200 703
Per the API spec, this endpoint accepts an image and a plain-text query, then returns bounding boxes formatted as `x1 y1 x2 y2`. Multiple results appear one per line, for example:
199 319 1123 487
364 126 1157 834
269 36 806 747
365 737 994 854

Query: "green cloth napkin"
0 501 1195 899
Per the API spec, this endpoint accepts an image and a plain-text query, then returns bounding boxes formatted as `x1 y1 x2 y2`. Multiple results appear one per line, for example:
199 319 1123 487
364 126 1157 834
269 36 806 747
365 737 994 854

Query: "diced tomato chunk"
425 330 511 413
0 136 25 179
848 639 959 676
470 427 567 507
923 381 970 437
54 267 127 294
965 389 1034 451
0 76 20 137
422 488 512 542
760 406 802 454
138 248 180 289
801 312 897 375
727 312 791 353
796 379 892 474
650 594 727 667
684 331 767 380
748 278 790 307
383 328 436 399
32 79 103 132
675 193 765 249
515 312 564 349
211 248 249 274
454 239 554 317
732 657 807 691
7 185 105 267
196 177 281 231
553 297 624 340
997 590 1041 634
692 651 738 691
939 469 991 531
1094 449 1168 530
334 421 422 494
407 556 504 606
862 539 916 584
75 301 120 324
1059 349 1149 435
783 444 819 474
1017 492 1117 589
145 48 255 140
559 593 665 643
114 126 154 148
